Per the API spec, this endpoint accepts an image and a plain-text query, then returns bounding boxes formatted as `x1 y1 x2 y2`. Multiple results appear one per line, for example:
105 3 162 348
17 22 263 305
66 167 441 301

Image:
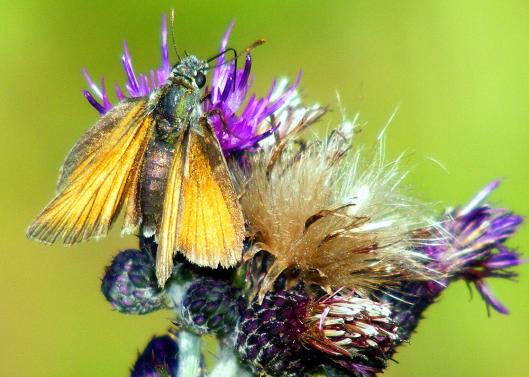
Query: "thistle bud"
131 334 178 377
179 276 243 336
101 249 167 314
236 290 310 376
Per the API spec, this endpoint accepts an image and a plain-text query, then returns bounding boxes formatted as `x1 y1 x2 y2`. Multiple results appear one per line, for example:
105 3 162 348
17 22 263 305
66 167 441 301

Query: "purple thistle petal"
220 71 235 102
460 180 500 215
475 280 509 314
81 69 112 114
115 84 125 101
100 78 111 110
483 244 523 269
489 213 524 241
82 90 106 115
82 68 104 100
229 120 282 151
212 21 235 87
239 54 252 90
139 74 150 95
84 15 172 114
149 69 156 89
160 14 170 73
121 42 140 94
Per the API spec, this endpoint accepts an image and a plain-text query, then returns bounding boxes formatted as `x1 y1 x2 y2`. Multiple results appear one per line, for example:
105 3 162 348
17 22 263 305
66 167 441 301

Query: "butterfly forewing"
27 98 153 244
57 100 145 190
156 118 244 284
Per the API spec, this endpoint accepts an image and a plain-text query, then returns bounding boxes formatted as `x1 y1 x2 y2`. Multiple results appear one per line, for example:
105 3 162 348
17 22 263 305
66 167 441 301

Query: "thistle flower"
101 249 167 315
236 289 398 377
82 15 298 155
131 333 178 377
236 121 434 300
202 23 300 154
420 181 524 314
305 292 399 377
380 181 524 346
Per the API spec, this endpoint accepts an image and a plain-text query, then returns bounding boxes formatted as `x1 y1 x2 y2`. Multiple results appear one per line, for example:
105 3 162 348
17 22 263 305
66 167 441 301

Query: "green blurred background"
1 1 528 376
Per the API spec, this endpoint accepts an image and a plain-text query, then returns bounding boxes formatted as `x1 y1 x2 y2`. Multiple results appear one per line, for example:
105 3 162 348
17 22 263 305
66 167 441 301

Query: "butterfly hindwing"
156 118 244 284
27 98 154 244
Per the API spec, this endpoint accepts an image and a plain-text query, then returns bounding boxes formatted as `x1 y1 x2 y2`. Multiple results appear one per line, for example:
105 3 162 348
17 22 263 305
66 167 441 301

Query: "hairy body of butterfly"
27 56 244 286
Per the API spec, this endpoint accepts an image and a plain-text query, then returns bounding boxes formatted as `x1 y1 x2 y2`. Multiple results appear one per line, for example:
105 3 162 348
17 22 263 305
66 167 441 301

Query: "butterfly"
27 53 245 286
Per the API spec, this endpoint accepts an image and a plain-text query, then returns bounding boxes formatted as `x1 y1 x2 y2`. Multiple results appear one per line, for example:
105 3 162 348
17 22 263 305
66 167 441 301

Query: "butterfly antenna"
207 39 266 67
207 40 265 92
244 38 266 54
170 9 182 62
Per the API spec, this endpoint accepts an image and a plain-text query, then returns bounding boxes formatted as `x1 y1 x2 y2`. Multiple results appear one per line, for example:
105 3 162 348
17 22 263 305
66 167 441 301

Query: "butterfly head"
171 56 208 89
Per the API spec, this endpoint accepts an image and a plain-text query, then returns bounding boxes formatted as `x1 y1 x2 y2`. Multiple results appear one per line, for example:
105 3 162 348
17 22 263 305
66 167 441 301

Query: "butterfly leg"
202 108 243 139
200 92 212 104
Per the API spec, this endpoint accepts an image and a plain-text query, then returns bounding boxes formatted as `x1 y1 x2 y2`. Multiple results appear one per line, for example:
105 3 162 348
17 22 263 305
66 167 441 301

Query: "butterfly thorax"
152 86 200 142
141 56 208 238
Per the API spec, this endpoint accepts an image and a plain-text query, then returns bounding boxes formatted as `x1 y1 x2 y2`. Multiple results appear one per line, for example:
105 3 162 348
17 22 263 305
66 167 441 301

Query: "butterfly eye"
195 72 206 88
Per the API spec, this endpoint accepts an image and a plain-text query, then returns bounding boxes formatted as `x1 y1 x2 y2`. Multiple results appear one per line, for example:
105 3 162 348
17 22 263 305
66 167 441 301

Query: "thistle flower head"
202 23 300 154
236 288 398 377
425 181 524 313
237 121 434 300
82 15 298 155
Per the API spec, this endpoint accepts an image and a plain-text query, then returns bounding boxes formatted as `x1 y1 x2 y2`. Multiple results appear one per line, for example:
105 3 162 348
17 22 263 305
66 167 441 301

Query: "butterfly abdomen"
140 139 175 238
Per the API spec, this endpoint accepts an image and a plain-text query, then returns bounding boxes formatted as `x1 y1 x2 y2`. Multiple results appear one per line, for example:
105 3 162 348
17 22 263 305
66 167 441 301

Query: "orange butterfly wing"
156 119 244 284
27 99 154 244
